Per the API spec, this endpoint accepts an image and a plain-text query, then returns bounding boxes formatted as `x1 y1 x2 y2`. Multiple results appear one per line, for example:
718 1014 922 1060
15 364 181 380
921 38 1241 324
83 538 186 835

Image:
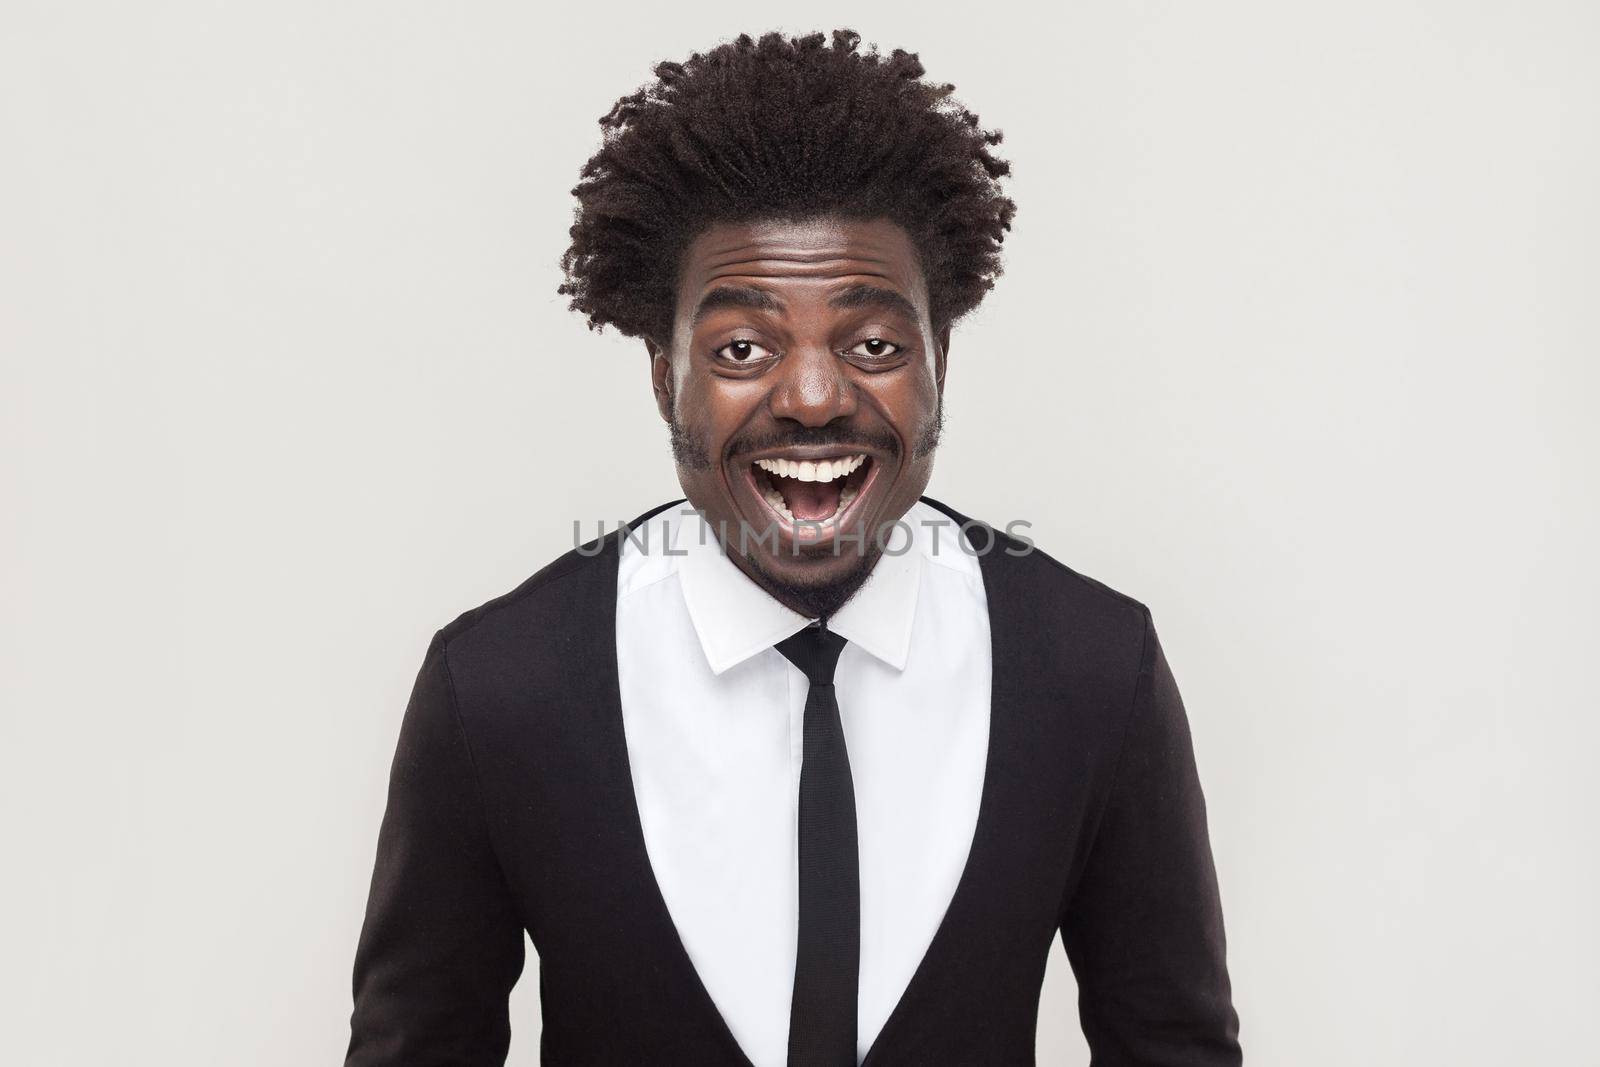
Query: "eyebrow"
689 282 922 327
826 284 920 322
691 286 784 326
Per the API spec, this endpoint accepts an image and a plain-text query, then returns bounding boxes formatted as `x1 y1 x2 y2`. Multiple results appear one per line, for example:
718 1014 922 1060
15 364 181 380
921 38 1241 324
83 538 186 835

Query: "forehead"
676 216 928 314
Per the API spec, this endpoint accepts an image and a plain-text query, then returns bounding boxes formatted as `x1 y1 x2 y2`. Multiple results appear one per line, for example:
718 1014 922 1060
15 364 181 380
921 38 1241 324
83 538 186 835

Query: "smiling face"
646 215 950 618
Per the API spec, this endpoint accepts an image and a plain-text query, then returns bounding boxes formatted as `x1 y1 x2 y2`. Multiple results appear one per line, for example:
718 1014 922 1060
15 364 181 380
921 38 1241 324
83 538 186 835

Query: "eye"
846 337 903 360
714 338 774 364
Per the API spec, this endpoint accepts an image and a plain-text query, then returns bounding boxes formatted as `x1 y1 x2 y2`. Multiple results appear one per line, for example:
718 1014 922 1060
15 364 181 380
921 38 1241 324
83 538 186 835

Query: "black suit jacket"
345 497 1242 1065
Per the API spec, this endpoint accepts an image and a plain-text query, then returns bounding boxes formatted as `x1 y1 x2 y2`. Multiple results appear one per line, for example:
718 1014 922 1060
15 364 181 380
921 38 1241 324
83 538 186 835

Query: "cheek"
873 370 940 440
685 371 765 424
672 374 768 459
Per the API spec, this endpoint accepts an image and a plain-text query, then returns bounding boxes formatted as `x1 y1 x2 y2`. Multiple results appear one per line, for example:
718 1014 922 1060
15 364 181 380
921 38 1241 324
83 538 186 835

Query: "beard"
668 410 716 471
735 539 876 619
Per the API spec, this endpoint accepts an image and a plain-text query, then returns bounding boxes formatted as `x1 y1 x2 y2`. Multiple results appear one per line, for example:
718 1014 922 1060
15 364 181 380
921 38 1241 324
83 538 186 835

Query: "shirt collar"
672 505 924 676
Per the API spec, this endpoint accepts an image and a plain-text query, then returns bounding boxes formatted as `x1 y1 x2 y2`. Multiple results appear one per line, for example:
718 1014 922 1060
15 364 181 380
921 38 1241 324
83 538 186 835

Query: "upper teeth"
754 454 866 482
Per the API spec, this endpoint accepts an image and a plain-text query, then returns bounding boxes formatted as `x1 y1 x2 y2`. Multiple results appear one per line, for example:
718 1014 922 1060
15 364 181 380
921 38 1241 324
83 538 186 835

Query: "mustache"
727 425 900 459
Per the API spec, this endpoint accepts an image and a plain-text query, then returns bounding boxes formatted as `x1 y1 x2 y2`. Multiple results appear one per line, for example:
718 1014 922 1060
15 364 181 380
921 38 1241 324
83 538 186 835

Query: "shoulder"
920 495 1157 677
433 498 683 670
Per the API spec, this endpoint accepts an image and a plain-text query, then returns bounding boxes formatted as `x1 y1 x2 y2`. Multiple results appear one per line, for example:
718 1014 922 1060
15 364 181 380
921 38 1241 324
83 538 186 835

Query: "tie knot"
774 623 848 686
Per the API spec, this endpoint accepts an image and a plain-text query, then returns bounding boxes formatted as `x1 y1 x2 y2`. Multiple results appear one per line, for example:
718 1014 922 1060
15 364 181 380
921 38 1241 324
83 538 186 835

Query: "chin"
743 544 878 620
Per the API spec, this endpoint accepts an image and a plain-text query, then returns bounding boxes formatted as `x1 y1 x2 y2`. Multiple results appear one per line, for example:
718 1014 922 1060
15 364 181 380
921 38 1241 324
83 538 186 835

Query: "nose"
767 341 857 427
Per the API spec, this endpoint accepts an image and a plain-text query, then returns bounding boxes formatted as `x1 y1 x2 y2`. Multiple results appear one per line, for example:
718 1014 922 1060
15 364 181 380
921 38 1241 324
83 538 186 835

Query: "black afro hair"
557 28 1018 347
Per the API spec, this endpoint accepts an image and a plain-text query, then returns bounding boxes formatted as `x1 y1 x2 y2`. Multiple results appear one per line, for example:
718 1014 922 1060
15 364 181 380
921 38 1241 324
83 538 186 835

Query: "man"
346 29 1241 1066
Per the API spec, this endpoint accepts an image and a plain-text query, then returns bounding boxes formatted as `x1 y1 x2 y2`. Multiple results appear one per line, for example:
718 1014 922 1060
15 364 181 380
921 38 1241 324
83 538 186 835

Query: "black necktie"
775 620 858 1067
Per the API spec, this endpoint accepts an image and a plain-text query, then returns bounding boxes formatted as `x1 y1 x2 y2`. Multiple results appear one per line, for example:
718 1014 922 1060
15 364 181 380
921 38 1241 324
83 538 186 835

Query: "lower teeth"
763 482 859 524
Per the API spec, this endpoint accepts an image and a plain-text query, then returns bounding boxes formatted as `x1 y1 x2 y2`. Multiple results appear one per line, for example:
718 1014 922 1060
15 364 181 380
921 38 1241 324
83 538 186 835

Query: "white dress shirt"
615 499 992 1066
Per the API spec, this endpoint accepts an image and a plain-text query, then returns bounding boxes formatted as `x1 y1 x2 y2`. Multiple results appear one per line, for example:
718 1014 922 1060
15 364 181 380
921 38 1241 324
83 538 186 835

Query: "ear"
646 337 673 424
934 324 952 396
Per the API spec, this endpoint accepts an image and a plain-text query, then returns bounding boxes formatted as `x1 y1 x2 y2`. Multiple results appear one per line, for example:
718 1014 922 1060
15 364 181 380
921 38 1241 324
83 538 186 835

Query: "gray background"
3 2 1596 1063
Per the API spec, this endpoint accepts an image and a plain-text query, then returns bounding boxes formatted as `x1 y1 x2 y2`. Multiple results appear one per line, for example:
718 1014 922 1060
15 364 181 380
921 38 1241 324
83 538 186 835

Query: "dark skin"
644 215 951 619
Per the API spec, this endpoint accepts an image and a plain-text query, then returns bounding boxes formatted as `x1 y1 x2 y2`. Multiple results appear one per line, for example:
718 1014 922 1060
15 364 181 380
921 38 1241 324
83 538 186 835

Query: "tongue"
779 477 842 522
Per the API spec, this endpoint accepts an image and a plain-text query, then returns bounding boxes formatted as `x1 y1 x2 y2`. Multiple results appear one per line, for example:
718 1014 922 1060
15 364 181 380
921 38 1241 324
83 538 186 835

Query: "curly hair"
557 28 1017 346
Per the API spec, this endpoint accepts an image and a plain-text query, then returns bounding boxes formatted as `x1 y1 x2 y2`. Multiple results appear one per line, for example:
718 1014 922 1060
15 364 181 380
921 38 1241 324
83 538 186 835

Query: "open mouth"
743 452 878 534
